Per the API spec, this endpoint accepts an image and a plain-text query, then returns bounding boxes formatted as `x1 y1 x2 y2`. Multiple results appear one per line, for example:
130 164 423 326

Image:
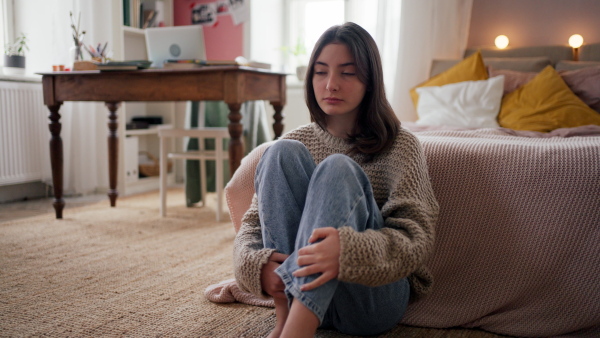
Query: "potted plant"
3 33 29 75
281 37 308 81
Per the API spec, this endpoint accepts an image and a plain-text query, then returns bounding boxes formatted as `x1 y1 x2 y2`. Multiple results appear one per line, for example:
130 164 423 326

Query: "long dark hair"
305 22 400 159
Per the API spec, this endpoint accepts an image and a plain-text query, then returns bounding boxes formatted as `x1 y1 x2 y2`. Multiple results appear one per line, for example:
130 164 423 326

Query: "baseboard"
0 181 49 203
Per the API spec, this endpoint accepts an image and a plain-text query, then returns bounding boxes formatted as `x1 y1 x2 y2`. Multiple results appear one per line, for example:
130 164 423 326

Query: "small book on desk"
163 59 271 70
96 60 152 71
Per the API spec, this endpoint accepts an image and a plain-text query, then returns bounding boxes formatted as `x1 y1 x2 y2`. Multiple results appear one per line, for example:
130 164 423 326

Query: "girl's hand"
293 227 340 291
261 252 289 299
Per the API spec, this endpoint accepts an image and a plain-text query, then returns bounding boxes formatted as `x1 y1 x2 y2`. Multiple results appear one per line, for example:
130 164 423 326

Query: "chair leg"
159 136 168 217
215 137 224 222
200 159 207 208
199 137 207 207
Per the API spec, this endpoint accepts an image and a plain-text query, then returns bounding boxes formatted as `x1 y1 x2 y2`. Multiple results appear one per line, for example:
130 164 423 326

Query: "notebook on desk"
145 25 206 68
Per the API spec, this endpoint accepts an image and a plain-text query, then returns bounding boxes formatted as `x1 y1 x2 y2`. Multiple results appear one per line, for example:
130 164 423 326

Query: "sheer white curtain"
15 0 116 195
374 0 473 122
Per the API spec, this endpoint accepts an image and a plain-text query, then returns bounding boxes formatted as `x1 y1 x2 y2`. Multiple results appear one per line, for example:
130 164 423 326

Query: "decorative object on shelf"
70 11 86 68
138 151 171 177
3 32 29 75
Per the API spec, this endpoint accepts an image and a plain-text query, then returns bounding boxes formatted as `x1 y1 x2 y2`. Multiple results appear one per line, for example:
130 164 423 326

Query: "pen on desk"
90 45 97 57
100 42 108 56
84 46 95 58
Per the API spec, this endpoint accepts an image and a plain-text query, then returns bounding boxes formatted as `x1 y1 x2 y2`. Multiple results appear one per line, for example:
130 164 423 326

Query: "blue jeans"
255 139 410 336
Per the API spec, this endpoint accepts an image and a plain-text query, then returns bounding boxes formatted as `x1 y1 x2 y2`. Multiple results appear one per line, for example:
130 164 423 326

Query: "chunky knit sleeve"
336 130 438 296
233 195 276 298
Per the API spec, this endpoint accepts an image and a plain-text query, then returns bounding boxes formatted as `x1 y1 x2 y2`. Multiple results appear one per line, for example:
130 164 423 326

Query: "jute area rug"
0 189 505 337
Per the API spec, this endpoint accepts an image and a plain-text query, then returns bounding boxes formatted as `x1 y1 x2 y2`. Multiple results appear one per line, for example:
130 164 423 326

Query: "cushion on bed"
415 76 504 128
488 67 537 95
498 65 600 132
429 59 461 78
411 51 488 108
559 67 600 113
489 66 600 113
579 42 600 62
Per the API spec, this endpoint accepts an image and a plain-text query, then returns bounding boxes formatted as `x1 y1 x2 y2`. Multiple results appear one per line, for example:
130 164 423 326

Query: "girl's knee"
317 154 362 178
261 139 313 169
268 139 306 155
320 154 354 168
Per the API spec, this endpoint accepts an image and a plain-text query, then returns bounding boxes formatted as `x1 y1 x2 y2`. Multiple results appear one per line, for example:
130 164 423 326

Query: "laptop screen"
145 25 206 68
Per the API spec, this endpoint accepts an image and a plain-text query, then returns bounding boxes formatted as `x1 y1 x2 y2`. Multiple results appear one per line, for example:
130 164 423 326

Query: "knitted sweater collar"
310 122 352 152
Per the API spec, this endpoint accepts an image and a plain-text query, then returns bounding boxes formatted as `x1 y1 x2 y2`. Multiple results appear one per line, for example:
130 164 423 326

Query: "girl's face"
312 43 367 122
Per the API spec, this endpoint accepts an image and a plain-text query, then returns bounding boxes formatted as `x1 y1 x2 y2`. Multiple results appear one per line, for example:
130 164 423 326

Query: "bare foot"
267 327 283 338
280 299 319 338
268 297 289 338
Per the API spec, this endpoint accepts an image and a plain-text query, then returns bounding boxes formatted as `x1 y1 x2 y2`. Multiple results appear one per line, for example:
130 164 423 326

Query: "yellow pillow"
410 51 488 108
498 65 600 132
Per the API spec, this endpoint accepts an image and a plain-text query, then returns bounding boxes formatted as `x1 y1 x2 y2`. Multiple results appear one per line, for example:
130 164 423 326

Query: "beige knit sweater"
233 123 439 300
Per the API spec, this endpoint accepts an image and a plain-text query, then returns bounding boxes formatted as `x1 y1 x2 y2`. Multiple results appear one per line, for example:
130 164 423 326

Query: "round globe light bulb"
495 35 509 49
568 34 584 48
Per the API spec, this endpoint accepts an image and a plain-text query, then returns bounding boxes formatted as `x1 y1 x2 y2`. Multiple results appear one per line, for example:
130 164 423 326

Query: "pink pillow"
559 67 600 113
488 66 536 95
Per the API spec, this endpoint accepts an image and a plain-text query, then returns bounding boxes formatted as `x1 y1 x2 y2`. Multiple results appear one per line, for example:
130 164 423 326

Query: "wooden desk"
40 66 287 219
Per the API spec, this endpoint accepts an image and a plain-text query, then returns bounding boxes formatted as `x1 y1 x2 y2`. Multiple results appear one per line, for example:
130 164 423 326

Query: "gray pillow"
429 57 552 78
483 57 552 73
579 42 600 62
555 60 600 71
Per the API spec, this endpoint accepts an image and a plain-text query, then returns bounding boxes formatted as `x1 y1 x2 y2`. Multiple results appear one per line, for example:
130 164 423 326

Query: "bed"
395 43 600 337
218 43 600 337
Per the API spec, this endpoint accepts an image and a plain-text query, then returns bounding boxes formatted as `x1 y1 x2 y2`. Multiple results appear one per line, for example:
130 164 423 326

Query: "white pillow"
415 75 505 128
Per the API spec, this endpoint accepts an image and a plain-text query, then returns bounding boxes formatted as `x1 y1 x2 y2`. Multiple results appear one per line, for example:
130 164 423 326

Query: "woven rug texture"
0 189 504 337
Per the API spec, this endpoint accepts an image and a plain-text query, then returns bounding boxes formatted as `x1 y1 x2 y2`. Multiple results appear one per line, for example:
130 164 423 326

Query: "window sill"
0 73 42 83
286 78 305 89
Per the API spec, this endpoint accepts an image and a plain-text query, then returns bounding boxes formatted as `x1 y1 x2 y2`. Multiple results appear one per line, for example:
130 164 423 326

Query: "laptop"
145 25 206 68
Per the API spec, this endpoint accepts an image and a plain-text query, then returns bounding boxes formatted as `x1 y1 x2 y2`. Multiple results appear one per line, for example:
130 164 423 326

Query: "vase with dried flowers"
69 11 86 67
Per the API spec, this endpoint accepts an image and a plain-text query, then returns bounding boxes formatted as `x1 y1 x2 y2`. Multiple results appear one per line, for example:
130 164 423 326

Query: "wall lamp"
495 35 509 49
569 34 584 61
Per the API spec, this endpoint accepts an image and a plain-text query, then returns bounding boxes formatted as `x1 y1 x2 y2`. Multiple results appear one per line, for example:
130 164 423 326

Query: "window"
249 0 380 78
284 0 378 69
0 0 12 56
285 0 345 68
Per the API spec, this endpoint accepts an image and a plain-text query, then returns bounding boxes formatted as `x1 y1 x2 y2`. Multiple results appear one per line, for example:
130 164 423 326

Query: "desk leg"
47 103 64 219
271 102 284 138
226 103 244 175
105 102 121 207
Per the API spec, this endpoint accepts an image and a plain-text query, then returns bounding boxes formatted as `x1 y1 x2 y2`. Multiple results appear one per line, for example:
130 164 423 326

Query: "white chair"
158 127 229 221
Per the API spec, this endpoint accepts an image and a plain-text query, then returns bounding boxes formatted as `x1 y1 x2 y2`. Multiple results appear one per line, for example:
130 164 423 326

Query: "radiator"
0 80 48 186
